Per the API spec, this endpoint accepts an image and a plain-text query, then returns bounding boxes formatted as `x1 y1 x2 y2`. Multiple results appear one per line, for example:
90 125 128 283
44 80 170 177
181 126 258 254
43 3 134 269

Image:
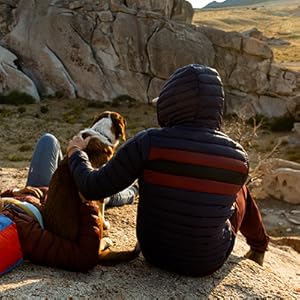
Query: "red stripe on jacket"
144 170 242 195
149 148 248 174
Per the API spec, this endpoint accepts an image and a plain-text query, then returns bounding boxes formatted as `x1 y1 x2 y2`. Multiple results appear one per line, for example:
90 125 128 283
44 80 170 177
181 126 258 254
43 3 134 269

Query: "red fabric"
144 170 242 195
0 217 23 275
230 185 269 252
149 147 248 174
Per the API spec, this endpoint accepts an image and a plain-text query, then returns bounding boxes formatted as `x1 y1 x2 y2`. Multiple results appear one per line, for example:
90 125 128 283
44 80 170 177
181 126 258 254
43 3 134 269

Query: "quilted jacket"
1 188 100 272
69 64 249 276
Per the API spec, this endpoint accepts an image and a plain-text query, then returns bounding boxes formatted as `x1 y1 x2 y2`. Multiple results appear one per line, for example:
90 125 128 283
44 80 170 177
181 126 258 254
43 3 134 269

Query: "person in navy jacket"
67 64 269 276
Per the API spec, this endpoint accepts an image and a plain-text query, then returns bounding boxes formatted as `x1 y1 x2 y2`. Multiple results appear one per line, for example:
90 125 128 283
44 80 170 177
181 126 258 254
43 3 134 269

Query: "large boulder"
257 158 300 204
0 0 298 118
0 45 40 100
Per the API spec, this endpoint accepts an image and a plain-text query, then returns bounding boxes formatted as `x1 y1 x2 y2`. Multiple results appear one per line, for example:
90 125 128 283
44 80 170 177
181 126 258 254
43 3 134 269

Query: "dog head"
79 111 127 168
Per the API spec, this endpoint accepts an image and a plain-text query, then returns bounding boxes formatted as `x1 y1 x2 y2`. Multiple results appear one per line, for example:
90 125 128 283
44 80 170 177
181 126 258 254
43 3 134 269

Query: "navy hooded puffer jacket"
69 64 249 276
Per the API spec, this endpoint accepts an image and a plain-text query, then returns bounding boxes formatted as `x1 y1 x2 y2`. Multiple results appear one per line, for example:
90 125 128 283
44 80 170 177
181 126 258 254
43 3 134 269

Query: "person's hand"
12 186 44 199
67 134 91 157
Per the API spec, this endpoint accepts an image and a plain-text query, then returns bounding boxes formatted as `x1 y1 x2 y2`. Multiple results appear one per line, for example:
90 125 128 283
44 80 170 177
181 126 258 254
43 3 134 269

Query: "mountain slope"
204 0 267 9
203 0 300 9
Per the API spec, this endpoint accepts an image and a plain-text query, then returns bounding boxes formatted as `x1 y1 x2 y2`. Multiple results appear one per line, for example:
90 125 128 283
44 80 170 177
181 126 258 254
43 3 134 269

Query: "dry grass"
0 98 296 174
0 98 157 168
193 2 300 71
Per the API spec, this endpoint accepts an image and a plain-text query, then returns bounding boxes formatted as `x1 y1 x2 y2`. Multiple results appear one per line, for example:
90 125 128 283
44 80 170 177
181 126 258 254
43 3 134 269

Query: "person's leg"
230 185 269 265
105 181 139 207
26 133 63 187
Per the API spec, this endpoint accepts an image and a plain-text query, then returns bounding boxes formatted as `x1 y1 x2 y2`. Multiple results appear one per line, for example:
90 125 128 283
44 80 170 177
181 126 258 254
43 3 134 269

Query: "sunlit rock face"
0 0 299 119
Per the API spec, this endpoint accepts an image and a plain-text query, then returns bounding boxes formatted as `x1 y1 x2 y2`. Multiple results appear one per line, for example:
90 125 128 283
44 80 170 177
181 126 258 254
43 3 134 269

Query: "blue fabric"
27 133 135 206
21 202 44 229
0 214 13 230
27 133 63 187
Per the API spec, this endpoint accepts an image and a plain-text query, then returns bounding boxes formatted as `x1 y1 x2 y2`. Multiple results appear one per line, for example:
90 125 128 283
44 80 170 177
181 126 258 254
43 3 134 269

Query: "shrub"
0 91 36 105
247 115 295 132
0 107 12 117
87 101 108 108
17 107 26 114
40 105 49 114
8 154 27 162
55 91 65 99
19 144 32 152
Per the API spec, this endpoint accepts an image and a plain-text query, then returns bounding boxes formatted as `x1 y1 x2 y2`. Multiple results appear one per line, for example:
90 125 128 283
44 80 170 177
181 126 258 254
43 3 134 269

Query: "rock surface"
0 0 299 119
0 167 299 298
257 158 300 204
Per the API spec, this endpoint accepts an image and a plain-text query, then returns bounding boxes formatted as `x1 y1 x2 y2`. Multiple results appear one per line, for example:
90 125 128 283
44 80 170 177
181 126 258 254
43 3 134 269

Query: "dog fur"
42 111 139 263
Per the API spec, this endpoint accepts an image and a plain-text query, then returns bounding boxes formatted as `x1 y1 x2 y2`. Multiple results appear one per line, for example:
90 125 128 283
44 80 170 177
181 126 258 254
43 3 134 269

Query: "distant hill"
203 0 300 9
203 0 269 9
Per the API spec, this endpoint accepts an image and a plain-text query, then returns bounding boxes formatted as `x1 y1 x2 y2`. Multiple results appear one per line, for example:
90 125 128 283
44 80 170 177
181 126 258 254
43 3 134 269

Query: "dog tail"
98 242 141 266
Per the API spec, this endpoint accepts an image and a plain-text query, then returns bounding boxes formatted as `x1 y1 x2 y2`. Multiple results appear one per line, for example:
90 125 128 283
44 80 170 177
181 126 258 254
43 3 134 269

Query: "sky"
188 0 226 8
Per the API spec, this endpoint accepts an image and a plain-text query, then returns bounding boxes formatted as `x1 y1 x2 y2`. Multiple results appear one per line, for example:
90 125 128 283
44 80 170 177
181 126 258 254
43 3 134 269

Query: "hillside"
203 0 299 9
194 0 300 71
204 0 266 9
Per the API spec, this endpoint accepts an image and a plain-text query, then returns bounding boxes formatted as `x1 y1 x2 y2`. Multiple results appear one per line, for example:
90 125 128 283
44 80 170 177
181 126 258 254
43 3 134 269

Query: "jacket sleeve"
3 202 101 272
68 130 149 200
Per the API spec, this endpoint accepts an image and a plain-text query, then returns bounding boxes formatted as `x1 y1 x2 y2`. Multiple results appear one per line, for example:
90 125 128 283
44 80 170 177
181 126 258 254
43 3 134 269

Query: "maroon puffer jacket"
1 188 101 272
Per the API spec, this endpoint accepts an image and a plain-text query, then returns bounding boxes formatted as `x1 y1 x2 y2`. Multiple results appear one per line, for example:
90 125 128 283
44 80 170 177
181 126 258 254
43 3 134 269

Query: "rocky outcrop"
0 0 298 119
0 45 40 100
200 26 299 119
255 158 300 204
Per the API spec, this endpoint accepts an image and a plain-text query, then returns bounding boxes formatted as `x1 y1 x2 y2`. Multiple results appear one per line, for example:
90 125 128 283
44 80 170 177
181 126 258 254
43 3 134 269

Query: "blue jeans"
26 133 137 207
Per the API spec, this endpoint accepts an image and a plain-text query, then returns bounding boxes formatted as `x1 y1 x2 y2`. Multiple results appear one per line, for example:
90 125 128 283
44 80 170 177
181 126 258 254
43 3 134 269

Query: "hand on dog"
67 134 91 157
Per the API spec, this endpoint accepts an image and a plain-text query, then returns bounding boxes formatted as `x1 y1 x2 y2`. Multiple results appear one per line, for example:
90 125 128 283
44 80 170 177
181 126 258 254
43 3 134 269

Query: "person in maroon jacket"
67 64 269 276
1 135 101 272
1 131 138 272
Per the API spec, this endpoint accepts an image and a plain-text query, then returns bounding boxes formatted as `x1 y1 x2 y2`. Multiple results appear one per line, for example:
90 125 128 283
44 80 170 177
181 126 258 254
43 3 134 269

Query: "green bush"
0 91 36 105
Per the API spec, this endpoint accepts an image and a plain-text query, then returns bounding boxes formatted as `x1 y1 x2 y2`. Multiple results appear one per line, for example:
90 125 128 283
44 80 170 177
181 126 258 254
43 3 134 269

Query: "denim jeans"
26 133 137 206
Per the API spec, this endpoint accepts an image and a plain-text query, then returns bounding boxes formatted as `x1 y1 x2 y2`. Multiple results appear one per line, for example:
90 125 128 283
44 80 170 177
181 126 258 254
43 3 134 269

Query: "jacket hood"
156 64 224 129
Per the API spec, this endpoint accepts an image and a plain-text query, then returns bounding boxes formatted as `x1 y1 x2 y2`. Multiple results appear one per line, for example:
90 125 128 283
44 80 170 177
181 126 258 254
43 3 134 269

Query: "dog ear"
109 112 127 141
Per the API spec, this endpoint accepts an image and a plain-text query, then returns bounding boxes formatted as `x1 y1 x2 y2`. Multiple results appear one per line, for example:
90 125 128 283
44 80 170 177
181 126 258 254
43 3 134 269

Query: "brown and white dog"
42 111 139 263
79 111 126 230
